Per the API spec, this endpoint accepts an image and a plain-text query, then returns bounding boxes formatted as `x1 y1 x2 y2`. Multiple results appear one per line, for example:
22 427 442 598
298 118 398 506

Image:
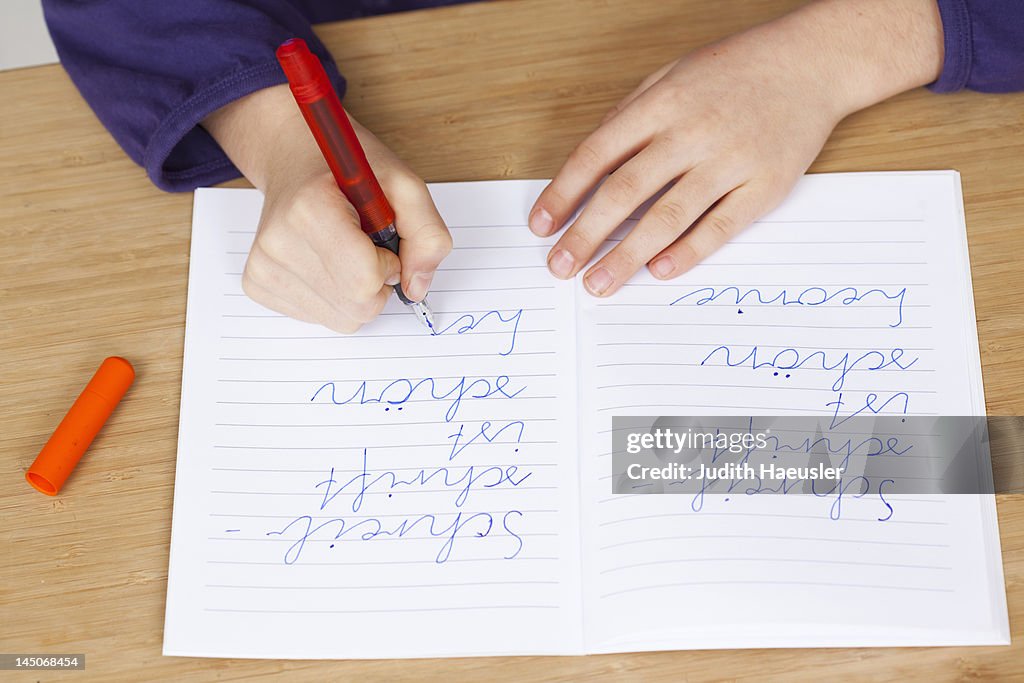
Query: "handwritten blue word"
448 420 525 462
666 419 906 520
266 417 532 565
807 474 895 521
267 509 524 565
701 345 918 391
311 375 525 422
317 447 531 512
671 285 907 327
683 461 897 521
827 391 911 428
766 430 911 464
431 309 524 356
684 454 899 521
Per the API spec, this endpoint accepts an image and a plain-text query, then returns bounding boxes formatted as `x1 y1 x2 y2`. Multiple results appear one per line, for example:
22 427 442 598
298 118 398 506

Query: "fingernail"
585 267 614 295
530 207 555 236
650 255 675 278
548 248 575 279
406 272 433 301
385 273 401 286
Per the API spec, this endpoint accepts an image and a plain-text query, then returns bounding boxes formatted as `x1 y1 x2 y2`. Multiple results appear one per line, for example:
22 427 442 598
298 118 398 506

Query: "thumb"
391 178 453 302
375 244 403 288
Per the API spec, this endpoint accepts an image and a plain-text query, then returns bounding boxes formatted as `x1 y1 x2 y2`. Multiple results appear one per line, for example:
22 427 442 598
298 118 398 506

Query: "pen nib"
409 298 435 332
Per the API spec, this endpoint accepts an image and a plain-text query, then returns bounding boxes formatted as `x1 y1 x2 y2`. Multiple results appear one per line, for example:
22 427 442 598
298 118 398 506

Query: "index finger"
529 107 653 238
388 175 453 302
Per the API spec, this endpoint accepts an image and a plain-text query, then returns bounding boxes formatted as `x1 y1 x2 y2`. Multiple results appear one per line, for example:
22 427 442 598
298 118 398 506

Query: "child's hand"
529 0 943 296
203 84 450 332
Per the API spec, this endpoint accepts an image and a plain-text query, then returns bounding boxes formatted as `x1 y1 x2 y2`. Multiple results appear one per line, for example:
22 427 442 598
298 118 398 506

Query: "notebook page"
165 181 583 658
577 172 1009 650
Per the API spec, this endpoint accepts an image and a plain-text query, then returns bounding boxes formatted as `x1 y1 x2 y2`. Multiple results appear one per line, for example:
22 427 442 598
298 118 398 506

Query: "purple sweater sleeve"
41 1 348 192
931 0 1024 93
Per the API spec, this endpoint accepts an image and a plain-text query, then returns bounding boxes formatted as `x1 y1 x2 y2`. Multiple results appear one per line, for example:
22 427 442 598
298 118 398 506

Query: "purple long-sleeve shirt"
42 0 1024 192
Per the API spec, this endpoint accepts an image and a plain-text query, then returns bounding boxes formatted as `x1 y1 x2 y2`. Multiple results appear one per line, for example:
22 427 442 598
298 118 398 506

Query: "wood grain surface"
2 0 1022 680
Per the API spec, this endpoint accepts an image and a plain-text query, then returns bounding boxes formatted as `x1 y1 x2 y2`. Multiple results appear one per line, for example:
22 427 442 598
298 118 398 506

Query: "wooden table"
2 0 1022 679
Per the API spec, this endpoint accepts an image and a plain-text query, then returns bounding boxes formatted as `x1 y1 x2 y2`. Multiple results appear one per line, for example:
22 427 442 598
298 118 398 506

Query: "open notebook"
165 172 1008 658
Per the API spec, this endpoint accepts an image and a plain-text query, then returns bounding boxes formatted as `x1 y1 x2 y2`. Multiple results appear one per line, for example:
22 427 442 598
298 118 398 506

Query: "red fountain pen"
276 38 434 330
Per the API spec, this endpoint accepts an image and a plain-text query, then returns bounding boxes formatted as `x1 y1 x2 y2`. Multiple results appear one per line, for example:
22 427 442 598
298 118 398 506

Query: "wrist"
201 84 324 192
763 0 944 119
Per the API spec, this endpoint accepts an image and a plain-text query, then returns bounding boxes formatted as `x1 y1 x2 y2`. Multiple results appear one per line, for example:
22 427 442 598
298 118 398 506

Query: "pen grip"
371 225 413 305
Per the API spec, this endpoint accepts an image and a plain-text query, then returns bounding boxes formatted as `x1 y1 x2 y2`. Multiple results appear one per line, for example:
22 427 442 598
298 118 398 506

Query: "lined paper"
576 172 1008 649
166 182 582 658
166 174 1008 659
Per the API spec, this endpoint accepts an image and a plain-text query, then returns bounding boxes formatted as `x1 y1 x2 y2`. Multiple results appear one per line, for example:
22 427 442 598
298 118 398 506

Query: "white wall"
0 0 59 70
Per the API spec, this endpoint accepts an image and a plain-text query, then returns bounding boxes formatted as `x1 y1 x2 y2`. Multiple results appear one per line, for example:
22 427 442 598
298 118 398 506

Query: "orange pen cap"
26 356 135 496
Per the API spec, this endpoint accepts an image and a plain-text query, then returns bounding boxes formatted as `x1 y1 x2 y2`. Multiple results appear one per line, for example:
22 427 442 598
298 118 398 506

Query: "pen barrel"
305 98 396 235
277 39 396 236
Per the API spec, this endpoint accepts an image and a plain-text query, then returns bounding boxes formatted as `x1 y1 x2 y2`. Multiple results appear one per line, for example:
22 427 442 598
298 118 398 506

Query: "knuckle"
256 229 290 261
650 199 689 232
655 78 686 105
355 262 389 300
316 284 346 310
715 148 749 173
417 226 453 257
540 184 573 219
334 260 383 304
243 250 272 286
613 243 643 270
764 174 796 201
603 170 642 207
338 198 362 228
704 212 735 241
351 279 380 303
386 171 426 200
290 183 324 225
601 105 621 124
562 228 596 257
349 298 375 321
349 295 385 324
655 131 681 149
629 227 664 259
567 140 604 172
539 184 571 215
240 270 261 300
